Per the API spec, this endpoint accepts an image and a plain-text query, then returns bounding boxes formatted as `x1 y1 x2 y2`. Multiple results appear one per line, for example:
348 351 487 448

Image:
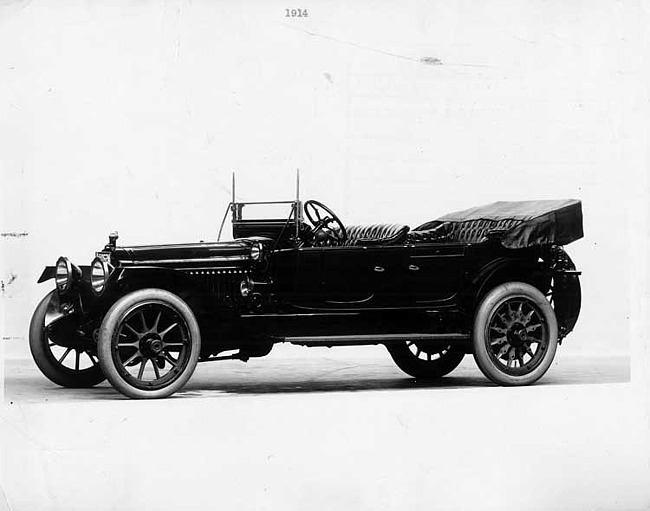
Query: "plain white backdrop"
1 1 648 510
1 0 647 357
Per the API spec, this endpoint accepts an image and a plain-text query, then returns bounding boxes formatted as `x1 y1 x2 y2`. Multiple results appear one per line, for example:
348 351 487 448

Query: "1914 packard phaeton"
30 178 583 398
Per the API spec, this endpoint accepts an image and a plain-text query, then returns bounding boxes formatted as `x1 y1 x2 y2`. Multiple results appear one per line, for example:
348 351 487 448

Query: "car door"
361 245 411 307
267 245 373 309
318 244 411 308
406 243 467 304
306 245 374 307
270 244 412 310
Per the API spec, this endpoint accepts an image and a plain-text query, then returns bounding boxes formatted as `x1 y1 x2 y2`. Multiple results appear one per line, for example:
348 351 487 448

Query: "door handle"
374 266 385 273
408 264 420 271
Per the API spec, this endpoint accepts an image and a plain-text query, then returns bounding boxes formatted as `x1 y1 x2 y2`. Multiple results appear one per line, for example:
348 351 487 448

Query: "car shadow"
176 356 631 397
4 356 631 402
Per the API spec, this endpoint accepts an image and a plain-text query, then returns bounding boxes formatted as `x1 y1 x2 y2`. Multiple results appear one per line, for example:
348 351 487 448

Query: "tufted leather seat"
409 218 524 244
446 218 523 243
337 224 410 246
406 223 450 243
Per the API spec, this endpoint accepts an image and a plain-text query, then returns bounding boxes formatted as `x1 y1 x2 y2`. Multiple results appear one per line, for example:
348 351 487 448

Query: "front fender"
38 289 83 329
42 290 65 328
115 266 244 315
38 266 55 283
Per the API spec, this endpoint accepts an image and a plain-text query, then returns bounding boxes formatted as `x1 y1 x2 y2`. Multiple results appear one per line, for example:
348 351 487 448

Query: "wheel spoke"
75 350 80 371
517 353 525 367
118 338 139 347
526 323 543 332
124 323 141 338
496 313 512 327
490 335 507 346
87 352 99 366
58 347 72 364
496 344 510 359
139 311 147 331
151 311 162 333
137 359 147 380
163 342 184 349
123 351 141 366
152 361 161 379
162 353 178 367
523 310 535 324
524 335 542 345
159 322 178 338
490 326 507 334
523 344 534 357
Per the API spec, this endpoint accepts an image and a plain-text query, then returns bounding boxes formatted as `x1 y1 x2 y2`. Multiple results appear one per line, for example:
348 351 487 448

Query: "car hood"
113 238 265 268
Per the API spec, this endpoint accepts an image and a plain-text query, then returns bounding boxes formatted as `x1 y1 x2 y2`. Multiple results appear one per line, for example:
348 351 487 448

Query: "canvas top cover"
414 199 583 249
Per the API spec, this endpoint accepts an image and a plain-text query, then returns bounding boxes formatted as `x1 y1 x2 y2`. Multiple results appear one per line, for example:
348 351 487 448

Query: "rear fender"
466 256 543 312
466 248 581 340
546 246 581 339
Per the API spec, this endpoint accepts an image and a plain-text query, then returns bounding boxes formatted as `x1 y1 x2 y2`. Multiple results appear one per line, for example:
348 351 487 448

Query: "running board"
284 333 470 347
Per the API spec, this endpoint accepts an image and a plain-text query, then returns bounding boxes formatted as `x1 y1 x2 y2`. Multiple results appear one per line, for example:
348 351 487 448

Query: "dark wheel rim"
486 297 548 376
111 300 192 391
46 326 100 373
406 341 452 362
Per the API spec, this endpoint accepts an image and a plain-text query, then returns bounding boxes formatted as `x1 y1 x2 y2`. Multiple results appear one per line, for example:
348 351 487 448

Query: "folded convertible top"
414 199 583 249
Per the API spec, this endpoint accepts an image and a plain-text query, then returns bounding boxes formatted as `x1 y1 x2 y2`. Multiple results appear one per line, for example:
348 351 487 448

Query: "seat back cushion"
341 224 410 246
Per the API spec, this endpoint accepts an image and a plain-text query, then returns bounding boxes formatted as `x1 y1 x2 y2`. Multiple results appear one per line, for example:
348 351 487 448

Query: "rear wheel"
472 282 558 386
387 341 465 379
29 291 106 388
98 289 201 399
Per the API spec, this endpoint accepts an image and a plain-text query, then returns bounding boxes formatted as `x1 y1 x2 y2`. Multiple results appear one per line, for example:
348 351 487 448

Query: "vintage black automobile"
29 181 583 398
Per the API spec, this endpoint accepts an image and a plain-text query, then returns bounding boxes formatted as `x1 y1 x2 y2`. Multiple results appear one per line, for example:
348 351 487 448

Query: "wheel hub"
140 334 163 358
507 323 526 348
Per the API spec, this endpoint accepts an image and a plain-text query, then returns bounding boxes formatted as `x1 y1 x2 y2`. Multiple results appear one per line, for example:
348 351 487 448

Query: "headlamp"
55 257 80 293
55 257 72 292
250 242 263 261
91 257 112 295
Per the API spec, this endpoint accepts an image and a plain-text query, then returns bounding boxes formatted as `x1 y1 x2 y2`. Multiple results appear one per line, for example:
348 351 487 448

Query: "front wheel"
29 291 106 388
472 282 558 386
97 289 201 399
387 341 465 379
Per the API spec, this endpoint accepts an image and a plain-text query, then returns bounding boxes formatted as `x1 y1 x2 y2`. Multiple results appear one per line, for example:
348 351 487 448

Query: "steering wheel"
303 200 347 245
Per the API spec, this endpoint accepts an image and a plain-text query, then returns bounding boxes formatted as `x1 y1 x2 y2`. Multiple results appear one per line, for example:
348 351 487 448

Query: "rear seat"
408 218 524 244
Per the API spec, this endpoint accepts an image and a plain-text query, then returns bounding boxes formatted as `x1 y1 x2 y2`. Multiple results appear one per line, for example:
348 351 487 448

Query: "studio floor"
1 347 647 511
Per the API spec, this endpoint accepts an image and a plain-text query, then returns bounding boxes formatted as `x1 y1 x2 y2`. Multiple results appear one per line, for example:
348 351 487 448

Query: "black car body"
30 183 583 398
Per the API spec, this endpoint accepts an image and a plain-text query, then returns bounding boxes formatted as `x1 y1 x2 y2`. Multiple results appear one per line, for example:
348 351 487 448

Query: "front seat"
338 224 410 246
